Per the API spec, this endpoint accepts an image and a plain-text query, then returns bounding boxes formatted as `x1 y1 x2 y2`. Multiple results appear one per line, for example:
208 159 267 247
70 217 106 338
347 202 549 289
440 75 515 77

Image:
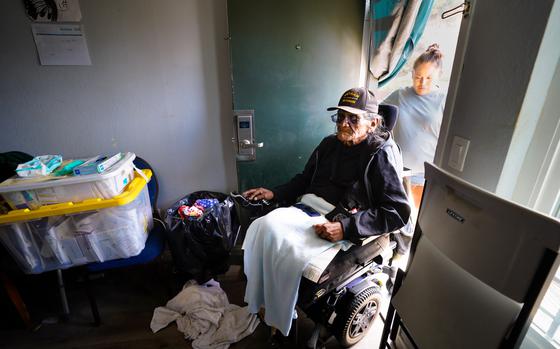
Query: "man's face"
335 111 376 146
412 62 439 95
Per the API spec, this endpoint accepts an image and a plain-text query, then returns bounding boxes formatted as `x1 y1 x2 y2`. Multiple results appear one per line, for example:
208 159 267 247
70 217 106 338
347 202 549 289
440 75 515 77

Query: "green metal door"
228 0 365 191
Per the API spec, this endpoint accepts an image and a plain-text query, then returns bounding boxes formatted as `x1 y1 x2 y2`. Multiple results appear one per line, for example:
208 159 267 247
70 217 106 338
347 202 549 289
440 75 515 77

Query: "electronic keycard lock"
233 110 264 161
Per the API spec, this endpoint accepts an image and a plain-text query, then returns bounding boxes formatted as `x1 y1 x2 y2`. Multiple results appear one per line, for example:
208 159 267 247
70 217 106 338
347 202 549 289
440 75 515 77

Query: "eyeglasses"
331 112 376 125
331 113 360 125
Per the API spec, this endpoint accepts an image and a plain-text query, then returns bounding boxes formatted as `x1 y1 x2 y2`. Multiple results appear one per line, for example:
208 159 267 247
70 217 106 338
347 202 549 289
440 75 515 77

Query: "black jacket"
273 134 410 244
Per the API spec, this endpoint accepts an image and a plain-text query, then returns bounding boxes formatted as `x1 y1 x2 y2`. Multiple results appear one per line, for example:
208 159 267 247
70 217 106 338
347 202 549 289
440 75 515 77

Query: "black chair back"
133 156 158 213
378 104 398 131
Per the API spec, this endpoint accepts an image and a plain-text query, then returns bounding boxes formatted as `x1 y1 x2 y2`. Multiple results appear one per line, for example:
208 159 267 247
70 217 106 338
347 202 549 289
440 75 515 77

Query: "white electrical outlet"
448 136 470 172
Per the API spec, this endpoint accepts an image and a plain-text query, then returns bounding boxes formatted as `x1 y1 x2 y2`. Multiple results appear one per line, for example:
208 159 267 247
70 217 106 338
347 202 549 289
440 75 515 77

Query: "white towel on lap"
242 205 350 336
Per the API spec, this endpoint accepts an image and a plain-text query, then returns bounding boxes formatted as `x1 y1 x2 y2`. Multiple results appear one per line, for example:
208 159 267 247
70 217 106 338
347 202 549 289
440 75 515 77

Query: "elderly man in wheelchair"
240 87 411 347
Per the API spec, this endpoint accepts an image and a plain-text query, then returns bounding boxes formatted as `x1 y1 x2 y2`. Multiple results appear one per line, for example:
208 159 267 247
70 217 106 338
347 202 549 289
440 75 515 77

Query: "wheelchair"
231 193 397 348
230 104 402 347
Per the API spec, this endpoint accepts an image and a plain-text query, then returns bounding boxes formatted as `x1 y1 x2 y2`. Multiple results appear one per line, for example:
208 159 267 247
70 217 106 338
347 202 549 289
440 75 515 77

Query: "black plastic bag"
165 191 239 284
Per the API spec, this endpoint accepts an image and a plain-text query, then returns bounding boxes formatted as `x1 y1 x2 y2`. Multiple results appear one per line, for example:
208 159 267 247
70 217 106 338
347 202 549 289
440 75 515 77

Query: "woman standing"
383 44 446 208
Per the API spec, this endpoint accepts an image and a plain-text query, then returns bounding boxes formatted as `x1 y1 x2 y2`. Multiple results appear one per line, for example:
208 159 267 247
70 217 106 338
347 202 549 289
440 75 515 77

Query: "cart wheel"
333 287 381 347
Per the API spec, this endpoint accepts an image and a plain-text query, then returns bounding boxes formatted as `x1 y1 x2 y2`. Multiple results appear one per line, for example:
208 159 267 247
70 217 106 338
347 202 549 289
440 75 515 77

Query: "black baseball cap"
327 87 379 115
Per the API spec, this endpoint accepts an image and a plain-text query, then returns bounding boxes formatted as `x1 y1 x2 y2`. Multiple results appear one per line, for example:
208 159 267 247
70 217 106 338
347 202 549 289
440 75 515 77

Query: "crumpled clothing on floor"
150 279 260 349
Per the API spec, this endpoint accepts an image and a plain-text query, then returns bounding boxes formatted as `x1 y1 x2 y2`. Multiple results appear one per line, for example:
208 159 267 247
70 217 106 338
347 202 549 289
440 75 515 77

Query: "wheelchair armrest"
356 234 397 263
357 236 375 246
357 234 386 246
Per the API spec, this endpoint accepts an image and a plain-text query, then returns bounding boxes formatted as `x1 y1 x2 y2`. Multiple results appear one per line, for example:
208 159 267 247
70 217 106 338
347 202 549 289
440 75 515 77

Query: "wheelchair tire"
332 287 381 347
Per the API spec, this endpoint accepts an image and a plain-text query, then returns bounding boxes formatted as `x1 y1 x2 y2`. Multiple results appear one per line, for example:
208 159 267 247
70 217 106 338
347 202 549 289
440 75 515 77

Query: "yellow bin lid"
0 169 152 224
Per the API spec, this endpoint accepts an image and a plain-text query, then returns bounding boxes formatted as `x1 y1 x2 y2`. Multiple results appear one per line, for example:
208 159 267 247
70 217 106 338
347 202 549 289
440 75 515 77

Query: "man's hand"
313 222 344 242
243 187 274 201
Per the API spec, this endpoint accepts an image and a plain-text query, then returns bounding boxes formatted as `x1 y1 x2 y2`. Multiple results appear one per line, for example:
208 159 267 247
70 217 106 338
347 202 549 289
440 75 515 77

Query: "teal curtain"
369 0 435 88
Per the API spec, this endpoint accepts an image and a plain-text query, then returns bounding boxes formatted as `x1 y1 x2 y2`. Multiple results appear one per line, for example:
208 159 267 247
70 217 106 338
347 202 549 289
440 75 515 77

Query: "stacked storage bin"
0 152 138 210
0 153 153 274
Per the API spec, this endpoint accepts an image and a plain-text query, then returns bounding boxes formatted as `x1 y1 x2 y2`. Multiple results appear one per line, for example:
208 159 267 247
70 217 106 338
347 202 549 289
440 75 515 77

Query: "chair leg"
290 316 298 347
0 271 34 330
379 303 396 349
389 312 402 342
307 322 323 349
155 255 173 299
379 268 406 349
56 269 70 322
83 271 101 326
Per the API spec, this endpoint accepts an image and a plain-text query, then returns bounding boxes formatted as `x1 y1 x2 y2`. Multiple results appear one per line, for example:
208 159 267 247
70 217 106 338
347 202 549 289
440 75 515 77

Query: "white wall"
0 0 237 208
435 0 555 192
497 0 560 211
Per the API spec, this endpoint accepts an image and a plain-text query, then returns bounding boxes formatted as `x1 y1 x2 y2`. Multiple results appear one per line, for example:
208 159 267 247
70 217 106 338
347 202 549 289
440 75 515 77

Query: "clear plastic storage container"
0 170 153 274
0 152 137 210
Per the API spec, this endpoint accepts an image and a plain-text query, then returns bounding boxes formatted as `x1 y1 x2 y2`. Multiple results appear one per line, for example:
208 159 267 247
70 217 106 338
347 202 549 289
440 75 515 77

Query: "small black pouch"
325 203 351 222
293 202 321 217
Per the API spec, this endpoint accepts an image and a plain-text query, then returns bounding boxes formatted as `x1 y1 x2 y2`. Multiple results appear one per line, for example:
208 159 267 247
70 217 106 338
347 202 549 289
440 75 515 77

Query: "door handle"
240 139 264 149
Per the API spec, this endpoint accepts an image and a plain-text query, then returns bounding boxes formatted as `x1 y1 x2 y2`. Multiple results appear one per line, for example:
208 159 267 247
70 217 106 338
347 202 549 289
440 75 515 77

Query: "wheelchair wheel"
333 287 381 347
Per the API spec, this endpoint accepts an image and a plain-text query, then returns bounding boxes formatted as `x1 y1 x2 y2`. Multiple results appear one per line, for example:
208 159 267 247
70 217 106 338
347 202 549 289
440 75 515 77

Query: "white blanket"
242 201 351 336
150 279 259 349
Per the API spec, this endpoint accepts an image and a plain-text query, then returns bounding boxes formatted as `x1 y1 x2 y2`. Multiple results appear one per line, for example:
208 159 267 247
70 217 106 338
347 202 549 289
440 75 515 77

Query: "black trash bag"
165 191 240 284
0 151 34 182
0 151 34 214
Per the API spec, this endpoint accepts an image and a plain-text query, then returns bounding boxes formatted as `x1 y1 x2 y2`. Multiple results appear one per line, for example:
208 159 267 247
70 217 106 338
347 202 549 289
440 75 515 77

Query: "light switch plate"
448 136 470 172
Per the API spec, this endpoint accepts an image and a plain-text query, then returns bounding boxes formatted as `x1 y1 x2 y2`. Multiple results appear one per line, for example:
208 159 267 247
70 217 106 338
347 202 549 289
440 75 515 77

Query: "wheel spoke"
351 325 361 337
350 309 371 338
352 314 363 325
361 322 370 331
364 302 377 318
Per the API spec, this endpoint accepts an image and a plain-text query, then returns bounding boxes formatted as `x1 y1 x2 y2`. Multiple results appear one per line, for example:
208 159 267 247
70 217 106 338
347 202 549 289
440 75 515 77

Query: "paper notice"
31 23 91 65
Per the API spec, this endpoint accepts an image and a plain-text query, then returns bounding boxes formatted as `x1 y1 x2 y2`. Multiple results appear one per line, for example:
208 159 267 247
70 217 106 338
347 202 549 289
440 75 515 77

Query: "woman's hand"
243 187 274 201
313 222 344 242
